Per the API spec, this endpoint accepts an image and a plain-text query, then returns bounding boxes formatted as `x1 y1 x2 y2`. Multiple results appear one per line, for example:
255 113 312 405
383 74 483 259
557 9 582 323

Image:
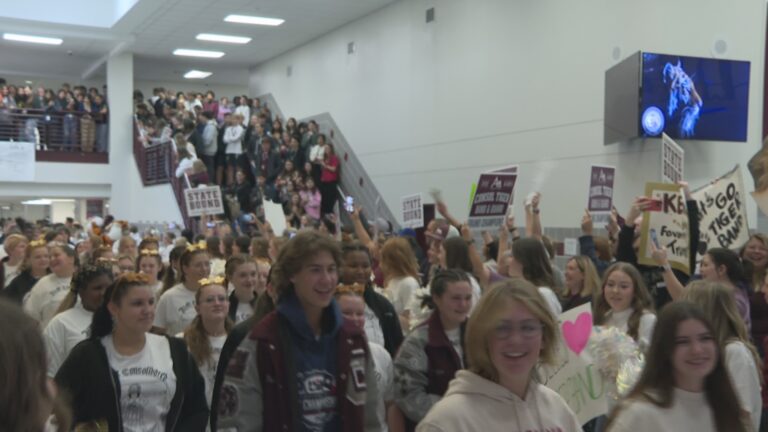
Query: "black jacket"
616 199 700 310
1 269 44 305
363 284 404 357
55 335 208 432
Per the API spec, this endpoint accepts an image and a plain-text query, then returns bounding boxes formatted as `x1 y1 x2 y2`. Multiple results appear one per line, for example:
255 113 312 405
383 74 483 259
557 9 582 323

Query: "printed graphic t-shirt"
154 284 197 335
102 333 177 432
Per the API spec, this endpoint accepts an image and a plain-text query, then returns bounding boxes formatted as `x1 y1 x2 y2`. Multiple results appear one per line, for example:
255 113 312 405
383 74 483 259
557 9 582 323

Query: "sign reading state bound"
184 186 225 217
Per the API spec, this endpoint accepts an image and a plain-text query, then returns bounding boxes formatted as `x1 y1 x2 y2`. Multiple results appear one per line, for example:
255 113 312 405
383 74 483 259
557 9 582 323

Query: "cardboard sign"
184 185 225 217
638 182 691 275
541 303 607 425
691 165 749 260
401 193 424 229
0 141 35 181
587 165 615 225
468 167 517 230
661 133 684 184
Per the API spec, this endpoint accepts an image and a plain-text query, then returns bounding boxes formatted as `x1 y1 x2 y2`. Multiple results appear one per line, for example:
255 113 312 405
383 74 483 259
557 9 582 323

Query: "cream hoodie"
416 370 582 432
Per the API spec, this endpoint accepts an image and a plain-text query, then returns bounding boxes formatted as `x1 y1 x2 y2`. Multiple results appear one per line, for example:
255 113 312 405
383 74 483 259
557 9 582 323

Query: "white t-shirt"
149 281 163 299
209 258 226 278
384 276 420 315
234 301 254 324
468 274 482 315
364 304 385 347
24 274 73 328
725 340 761 432
609 389 717 432
44 299 92 377
4 262 20 288
154 284 197 335
605 308 657 352
102 334 177 432
370 342 393 432
537 286 563 318
201 334 227 408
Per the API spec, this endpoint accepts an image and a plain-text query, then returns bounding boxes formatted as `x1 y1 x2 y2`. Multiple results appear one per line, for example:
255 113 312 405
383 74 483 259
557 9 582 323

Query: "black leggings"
319 181 338 216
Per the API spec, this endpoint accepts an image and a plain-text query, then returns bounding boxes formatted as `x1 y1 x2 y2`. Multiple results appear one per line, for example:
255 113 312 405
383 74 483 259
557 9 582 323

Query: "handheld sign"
184 185 225 217
401 193 424 229
540 303 607 425
587 165 615 225
691 165 749 261
468 167 517 230
638 182 691 275
661 133 684 184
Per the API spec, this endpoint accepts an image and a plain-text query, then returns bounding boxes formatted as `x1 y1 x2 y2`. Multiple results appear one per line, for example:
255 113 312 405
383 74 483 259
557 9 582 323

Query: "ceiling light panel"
184 70 212 79
173 48 225 58
3 33 63 45
196 33 251 44
224 14 284 26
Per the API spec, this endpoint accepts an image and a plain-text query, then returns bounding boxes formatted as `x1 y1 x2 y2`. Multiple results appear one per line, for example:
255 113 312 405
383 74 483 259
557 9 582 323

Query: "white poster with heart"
539 303 607 425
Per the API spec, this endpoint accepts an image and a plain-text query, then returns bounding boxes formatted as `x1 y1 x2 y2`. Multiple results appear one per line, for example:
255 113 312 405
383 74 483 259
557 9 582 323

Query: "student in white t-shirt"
180 277 233 410
25 243 77 328
683 281 763 432
137 248 163 298
54 272 209 431
606 301 750 432
224 255 260 324
380 237 422 330
335 283 400 432
154 243 211 335
44 263 113 377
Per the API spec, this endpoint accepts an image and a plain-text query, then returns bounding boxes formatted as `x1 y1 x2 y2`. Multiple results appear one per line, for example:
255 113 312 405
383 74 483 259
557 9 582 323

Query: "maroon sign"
587 165 615 214
468 171 517 229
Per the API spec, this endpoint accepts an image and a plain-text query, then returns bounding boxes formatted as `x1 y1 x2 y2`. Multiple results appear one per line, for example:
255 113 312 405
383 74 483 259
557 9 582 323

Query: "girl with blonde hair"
417 278 580 431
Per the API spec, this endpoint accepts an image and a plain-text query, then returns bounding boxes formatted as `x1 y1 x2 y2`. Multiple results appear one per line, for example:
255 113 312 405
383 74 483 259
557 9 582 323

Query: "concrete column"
107 52 134 220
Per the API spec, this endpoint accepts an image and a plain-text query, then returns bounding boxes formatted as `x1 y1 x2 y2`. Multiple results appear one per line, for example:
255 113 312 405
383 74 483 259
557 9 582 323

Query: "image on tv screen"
640 52 750 142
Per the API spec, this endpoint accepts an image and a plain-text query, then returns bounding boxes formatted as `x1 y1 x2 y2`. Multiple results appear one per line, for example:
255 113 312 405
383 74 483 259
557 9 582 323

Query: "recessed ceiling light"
21 199 52 205
224 14 284 26
3 33 63 45
184 70 212 79
196 33 251 44
173 48 225 58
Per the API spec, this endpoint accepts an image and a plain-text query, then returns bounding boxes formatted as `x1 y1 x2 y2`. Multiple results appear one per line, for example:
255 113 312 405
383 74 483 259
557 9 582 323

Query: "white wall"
249 0 767 229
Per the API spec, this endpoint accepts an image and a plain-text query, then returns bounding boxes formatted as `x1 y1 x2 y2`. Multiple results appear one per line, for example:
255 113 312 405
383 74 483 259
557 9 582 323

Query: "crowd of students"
0 178 766 432
0 78 109 151
134 89 342 230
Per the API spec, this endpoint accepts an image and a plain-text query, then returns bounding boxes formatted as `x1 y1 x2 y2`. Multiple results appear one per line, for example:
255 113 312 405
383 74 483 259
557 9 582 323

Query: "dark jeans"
319 180 338 216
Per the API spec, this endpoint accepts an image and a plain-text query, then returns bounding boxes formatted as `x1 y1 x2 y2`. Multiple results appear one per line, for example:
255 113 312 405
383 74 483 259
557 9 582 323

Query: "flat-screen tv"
604 51 750 144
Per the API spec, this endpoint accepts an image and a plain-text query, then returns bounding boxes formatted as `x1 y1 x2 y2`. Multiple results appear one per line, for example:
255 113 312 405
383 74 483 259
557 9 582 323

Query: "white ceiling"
0 0 397 84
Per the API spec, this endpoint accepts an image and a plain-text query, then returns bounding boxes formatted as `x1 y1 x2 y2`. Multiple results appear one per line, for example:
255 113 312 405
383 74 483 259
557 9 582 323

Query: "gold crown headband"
335 283 365 297
198 276 226 287
29 238 47 248
187 241 207 252
140 248 160 256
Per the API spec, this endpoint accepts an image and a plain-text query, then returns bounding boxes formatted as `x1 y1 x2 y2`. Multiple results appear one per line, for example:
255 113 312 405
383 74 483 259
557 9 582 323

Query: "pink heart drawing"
562 312 592 355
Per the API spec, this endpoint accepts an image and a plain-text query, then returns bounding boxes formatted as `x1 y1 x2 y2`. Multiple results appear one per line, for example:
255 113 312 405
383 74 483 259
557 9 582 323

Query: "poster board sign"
541 303 607 425
691 165 749 260
587 165 615 225
401 193 424 229
184 186 225 217
0 141 35 181
661 133 684 184
468 168 517 230
85 199 105 219
637 182 691 275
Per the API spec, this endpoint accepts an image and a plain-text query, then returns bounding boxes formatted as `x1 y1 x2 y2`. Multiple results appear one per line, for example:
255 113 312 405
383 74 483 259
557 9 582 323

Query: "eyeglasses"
492 320 543 340
202 295 228 304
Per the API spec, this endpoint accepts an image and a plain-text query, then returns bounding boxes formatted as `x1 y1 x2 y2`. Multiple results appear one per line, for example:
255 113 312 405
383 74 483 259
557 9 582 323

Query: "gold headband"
335 283 365 297
29 238 47 248
187 241 207 252
140 248 160 256
198 276 226 287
